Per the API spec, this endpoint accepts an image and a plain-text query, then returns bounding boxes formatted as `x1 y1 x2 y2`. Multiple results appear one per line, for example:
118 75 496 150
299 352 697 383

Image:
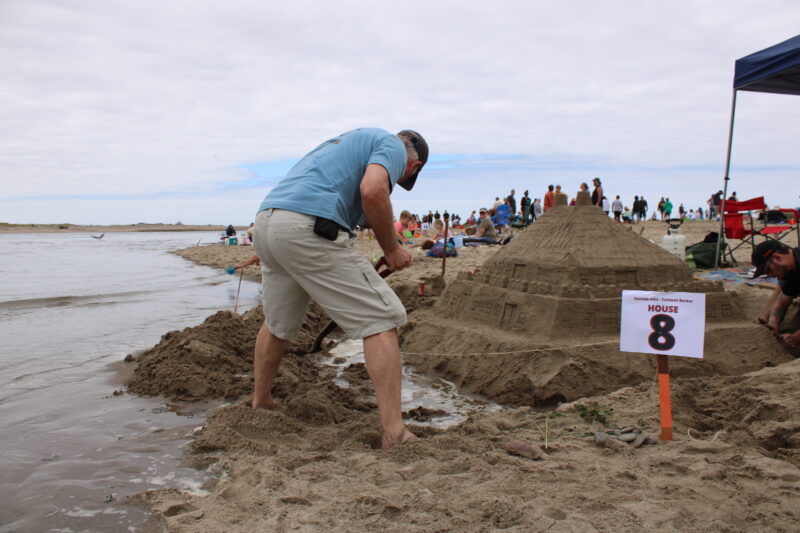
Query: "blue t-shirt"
496 203 511 225
258 128 407 230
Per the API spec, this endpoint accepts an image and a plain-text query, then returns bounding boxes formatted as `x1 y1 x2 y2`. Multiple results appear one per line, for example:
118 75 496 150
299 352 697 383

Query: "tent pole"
714 89 738 268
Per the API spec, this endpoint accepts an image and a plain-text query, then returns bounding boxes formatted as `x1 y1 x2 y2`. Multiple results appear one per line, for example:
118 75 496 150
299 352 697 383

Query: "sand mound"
125 276 441 402
559 360 800 465
401 321 795 407
414 192 737 340
401 191 796 406
144 391 800 532
135 224 800 531
126 305 328 401
674 358 800 466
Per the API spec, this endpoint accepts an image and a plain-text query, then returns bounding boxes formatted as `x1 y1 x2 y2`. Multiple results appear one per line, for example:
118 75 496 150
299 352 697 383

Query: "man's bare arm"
758 286 784 326
767 292 793 332
360 164 411 271
235 253 260 269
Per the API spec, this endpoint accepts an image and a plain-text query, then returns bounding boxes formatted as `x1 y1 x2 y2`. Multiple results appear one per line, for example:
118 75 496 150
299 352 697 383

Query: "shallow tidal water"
0 232 261 533
324 339 504 428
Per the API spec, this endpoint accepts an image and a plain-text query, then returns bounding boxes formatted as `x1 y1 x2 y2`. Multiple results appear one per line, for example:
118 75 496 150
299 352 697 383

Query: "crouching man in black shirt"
753 241 800 347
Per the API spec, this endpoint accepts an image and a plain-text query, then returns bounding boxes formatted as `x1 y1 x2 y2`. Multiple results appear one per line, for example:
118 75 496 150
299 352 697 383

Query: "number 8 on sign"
648 314 676 351
620 290 705 359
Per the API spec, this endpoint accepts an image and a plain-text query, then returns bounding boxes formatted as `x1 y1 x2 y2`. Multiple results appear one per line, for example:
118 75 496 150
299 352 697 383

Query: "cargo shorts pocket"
362 270 392 307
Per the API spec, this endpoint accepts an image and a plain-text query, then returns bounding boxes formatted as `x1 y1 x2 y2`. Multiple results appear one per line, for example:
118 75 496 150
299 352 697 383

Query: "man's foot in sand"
382 429 416 450
252 397 277 409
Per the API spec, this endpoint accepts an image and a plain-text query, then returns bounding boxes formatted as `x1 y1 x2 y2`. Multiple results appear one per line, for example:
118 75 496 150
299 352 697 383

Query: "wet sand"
130 219 799 532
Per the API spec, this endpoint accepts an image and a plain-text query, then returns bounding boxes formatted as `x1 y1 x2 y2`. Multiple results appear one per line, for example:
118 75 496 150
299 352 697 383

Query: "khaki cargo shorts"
253 209 406 340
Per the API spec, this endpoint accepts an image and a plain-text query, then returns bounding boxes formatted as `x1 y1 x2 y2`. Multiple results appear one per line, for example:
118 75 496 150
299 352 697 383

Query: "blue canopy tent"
714 34 800 267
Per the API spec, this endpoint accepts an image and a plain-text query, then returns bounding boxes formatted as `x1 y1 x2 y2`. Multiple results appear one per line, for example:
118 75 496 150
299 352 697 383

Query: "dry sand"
127 218 799 532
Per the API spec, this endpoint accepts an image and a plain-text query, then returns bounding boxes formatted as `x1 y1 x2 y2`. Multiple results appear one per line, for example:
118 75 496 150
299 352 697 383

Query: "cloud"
1 0 798 223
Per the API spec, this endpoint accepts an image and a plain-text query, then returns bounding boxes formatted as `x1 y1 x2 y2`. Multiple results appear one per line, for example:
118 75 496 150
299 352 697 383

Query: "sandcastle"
439 192 738 337
401 191 793 405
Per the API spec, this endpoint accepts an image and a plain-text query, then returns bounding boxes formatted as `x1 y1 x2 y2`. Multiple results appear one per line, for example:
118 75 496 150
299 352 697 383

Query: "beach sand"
127 219 799 532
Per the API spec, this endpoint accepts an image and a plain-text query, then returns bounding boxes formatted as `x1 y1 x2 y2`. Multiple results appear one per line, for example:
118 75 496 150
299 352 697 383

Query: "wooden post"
656 354 673 440
234 268 244 314
441 213 449 277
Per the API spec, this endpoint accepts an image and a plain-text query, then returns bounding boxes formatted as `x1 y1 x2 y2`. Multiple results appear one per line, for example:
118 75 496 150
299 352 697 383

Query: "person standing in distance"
543 185 555 212
612 195 623 222
251 128 428 449
591 177 603 208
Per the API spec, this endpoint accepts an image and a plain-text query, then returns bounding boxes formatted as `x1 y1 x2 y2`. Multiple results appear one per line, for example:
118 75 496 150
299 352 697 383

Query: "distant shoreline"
0 223 244 234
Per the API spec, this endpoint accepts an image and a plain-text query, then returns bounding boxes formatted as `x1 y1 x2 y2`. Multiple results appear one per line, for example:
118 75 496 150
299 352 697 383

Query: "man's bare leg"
252 323 286 409
363 329 416 449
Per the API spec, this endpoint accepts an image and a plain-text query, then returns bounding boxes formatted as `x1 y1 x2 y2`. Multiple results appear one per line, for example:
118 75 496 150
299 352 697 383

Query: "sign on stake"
620 290 706 441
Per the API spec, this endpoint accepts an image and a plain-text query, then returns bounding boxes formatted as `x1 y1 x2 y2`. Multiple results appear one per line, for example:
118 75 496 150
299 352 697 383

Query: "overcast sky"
1 0 798 225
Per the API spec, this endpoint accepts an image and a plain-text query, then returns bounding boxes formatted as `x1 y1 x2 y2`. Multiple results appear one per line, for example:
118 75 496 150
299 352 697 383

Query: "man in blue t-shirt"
251 128 428 449
753 240 800 347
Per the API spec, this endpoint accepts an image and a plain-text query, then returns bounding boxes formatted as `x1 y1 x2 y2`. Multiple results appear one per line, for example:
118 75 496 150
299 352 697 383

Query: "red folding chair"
721 196 765 264
759 207 800 245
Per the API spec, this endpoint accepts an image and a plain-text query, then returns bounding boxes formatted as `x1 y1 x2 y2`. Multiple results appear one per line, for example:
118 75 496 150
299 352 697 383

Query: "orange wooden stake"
656 354 673 440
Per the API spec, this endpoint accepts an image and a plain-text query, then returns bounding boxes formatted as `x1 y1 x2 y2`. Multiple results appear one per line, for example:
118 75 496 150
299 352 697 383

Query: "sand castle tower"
401 191 791 406
437 191 738 338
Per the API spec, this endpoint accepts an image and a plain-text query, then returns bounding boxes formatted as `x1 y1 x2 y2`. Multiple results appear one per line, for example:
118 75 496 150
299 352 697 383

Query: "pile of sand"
401 194 797 407
399 323 795 407
142 377 800 532
674 358 800 466
126 305 328 401
124 278 443 403
128 216 800 531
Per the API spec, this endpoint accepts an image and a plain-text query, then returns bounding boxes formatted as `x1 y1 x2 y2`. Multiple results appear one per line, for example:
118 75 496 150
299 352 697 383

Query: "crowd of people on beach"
386 183 797 236
382 183 730 243
231 181 795 255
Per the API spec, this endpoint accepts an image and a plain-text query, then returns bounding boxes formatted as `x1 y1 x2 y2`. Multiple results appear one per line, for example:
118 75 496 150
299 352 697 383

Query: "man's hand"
758 316 779 332
779 331 800 347
385 246 412 271
235 253 260 269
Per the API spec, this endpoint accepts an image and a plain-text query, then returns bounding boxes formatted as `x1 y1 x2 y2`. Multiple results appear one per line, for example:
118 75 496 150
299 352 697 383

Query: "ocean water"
0 232 261 533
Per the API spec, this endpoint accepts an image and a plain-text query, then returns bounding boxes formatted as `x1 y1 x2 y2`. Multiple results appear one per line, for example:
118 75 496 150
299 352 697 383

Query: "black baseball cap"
397 130 428 191
752 240 790 277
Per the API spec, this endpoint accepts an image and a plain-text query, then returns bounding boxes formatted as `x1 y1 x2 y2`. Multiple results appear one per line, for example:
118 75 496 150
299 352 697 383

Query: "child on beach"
394 210 413 244
433 219 453 241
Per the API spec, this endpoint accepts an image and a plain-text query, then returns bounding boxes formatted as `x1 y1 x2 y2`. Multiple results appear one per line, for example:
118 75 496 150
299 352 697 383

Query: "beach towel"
426 241 457 258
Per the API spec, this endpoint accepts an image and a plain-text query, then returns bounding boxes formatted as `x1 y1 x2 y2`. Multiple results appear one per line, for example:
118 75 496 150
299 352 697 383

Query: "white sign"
620 290 706 359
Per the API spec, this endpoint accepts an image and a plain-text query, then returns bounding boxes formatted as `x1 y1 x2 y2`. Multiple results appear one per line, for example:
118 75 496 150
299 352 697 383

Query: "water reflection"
321 339 504 428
